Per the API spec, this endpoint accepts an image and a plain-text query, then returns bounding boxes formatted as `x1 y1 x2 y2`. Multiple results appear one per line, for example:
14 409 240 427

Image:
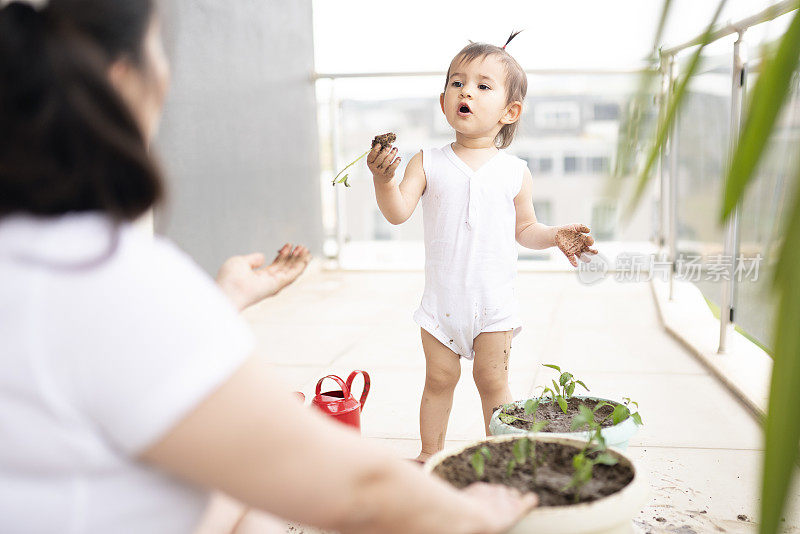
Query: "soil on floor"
500 398 618 433
432 440 634 506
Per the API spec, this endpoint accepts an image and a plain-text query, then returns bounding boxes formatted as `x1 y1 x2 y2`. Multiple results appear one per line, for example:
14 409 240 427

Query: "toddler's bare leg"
473 330 514 436
416 328 461 462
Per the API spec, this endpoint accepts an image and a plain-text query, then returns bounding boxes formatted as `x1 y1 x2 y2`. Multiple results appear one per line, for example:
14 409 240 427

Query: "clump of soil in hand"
372 132 396 149
433 440 634 506
501 398 617 433
555 227 587 257
332 132 398 187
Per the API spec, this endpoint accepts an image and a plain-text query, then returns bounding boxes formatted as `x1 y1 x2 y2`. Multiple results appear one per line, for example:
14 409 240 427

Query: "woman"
0 1 537 533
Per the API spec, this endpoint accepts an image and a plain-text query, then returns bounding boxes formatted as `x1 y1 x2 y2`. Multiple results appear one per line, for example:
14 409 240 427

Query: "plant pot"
488 396 639 450
425 435 649 534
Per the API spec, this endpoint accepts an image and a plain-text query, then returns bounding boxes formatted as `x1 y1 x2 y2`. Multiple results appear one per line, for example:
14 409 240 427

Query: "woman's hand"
555 224 598 267
463 483 538 533
216 244 311 311
367 142 402 184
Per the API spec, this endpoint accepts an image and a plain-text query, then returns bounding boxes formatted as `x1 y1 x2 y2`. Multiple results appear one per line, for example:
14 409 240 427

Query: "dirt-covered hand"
555 224 598 268
367 142 401 183
463 482 538 533
216 244 311 311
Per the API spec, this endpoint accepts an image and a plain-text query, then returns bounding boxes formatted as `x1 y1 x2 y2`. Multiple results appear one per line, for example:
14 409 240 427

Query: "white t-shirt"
0 213 255 533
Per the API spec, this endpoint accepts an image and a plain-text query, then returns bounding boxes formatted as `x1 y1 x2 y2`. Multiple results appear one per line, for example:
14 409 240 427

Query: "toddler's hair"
445 32 527 149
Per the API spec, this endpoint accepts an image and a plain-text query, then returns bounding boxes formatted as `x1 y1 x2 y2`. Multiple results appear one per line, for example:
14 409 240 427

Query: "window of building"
533 101 580 129
532 200 552 224
591 200 617 240
593 103 620 121
564 156 582 174
525 156 553 175
588 156 610 173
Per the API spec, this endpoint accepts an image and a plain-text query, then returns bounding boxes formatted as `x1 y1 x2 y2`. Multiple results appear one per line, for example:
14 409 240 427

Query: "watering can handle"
315 375 350 398
346 370 371 409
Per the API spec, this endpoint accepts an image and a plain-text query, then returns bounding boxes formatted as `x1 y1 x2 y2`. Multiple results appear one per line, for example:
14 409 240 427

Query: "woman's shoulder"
0 212 221 304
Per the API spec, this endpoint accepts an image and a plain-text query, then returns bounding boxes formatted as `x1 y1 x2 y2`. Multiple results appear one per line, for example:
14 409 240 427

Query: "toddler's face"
441 54 519 141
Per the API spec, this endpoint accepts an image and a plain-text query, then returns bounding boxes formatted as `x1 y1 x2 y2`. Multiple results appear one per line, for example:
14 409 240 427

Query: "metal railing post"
329 82 345 264
668 55 679 301
719 32 747 353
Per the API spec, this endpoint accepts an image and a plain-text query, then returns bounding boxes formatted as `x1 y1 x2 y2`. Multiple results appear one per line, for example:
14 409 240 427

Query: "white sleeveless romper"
413 143 527 360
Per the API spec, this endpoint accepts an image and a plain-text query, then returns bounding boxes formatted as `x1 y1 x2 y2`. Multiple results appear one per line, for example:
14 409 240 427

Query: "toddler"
367 33 598 462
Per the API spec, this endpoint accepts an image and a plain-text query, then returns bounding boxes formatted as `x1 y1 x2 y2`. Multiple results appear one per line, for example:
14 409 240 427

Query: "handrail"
313 67 651 80
661 0 798 57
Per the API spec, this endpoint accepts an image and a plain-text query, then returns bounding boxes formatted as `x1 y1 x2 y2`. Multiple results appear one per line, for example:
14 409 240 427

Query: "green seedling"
565 404 619 501
505 436 540 478
540 364 589 414
497 399 548 432
331 132 396 187
470 445 492 479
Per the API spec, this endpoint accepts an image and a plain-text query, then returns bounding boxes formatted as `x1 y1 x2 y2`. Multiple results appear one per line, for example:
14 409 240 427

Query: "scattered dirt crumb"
656 517 667 522
737 514 749 521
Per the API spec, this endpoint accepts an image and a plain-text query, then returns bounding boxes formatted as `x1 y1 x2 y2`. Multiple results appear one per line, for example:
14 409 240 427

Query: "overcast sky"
312 0 792 73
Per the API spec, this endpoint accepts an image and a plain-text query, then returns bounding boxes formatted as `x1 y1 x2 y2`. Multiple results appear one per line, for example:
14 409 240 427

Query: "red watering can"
311 370 370 431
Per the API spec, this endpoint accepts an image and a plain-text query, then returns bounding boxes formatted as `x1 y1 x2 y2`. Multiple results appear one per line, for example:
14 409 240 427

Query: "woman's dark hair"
0 0 163 221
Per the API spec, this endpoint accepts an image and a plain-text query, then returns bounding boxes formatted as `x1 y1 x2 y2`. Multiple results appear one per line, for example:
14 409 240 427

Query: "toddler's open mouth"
457 102 472 116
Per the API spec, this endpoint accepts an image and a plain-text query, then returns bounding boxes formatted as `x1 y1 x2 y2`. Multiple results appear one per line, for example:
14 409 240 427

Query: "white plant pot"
425 435 649 534
488 396 639 450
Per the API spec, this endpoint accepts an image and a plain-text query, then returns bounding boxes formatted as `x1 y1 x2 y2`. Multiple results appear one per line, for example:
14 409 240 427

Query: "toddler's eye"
479 84 491 90
451 81 463 88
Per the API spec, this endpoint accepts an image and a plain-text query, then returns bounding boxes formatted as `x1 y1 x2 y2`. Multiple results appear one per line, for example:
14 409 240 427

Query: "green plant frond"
625 0 730 219
524 398 540 415
498 413 518 425
559 372 573 386
471 450 485 478
632 412 644 426
723 7 800 221
594 401 614 412
530 421 549 432
542 363 562 372
557 396 569 414
612 404 631 425
506 459 516 478
594 453 619 466
761 226 800 534
576 380 589 391
566 382 576 397
513 439 529 464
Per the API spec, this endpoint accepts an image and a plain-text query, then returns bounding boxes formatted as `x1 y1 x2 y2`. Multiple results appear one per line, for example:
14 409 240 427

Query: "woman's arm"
216 245 311 311
369 147 426 225
141 355 534 534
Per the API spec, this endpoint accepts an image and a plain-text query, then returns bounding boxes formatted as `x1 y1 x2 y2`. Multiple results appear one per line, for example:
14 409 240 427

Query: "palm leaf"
624 0 729 218
722 7 800 219
760 169 800 534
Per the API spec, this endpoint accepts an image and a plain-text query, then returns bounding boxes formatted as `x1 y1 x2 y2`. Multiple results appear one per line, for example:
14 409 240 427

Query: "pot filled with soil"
489 396 640 450
426 435 649 534
489 364 643 449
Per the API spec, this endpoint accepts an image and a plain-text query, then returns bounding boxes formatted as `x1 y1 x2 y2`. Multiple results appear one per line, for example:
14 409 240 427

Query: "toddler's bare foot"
414 451 434 464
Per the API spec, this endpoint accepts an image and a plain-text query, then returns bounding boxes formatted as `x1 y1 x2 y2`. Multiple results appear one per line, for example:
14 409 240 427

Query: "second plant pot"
488 396 640 450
